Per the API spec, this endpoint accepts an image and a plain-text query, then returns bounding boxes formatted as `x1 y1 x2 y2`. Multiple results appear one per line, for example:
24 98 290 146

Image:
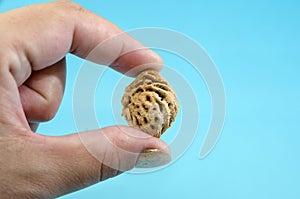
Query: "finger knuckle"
34 101 57 122
57 1 86 14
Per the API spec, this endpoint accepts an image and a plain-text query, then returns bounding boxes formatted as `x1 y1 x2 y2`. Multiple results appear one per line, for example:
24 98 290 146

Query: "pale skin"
0 2 170 198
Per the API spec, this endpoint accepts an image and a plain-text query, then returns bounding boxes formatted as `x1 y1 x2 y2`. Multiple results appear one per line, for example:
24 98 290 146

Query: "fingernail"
135 149 171 168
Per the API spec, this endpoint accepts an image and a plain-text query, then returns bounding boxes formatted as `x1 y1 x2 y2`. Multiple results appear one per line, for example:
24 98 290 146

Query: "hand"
0 2 170 198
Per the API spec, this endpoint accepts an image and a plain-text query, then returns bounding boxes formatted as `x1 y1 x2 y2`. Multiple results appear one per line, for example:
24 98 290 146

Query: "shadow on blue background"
1 0 300 198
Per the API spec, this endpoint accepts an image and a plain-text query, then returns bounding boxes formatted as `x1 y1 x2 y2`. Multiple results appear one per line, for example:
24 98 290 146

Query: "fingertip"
111 125 170 153
110 49 164 77
135 149 171 168
109 126 172 168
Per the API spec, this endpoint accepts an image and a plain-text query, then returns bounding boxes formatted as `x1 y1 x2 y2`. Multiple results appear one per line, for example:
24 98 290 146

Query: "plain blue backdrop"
1 0 300 198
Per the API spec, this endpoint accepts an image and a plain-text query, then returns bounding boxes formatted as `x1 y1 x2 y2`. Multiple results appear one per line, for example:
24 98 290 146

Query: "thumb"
32 126 170 197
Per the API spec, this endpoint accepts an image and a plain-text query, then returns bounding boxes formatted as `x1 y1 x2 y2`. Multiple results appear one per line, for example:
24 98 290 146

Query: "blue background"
1 0 300 198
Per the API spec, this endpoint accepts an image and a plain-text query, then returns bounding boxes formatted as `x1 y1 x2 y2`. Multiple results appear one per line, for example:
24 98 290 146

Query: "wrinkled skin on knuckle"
55 1 87 17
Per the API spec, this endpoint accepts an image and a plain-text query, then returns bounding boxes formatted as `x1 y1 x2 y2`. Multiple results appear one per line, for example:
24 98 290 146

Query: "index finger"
0 1 162 78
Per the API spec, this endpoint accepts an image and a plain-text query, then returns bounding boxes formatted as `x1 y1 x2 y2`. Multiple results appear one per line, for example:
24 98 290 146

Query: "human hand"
0 2 170 198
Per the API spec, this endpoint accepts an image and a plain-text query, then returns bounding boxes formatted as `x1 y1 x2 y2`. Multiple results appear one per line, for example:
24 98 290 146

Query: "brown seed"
121 70 178 137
